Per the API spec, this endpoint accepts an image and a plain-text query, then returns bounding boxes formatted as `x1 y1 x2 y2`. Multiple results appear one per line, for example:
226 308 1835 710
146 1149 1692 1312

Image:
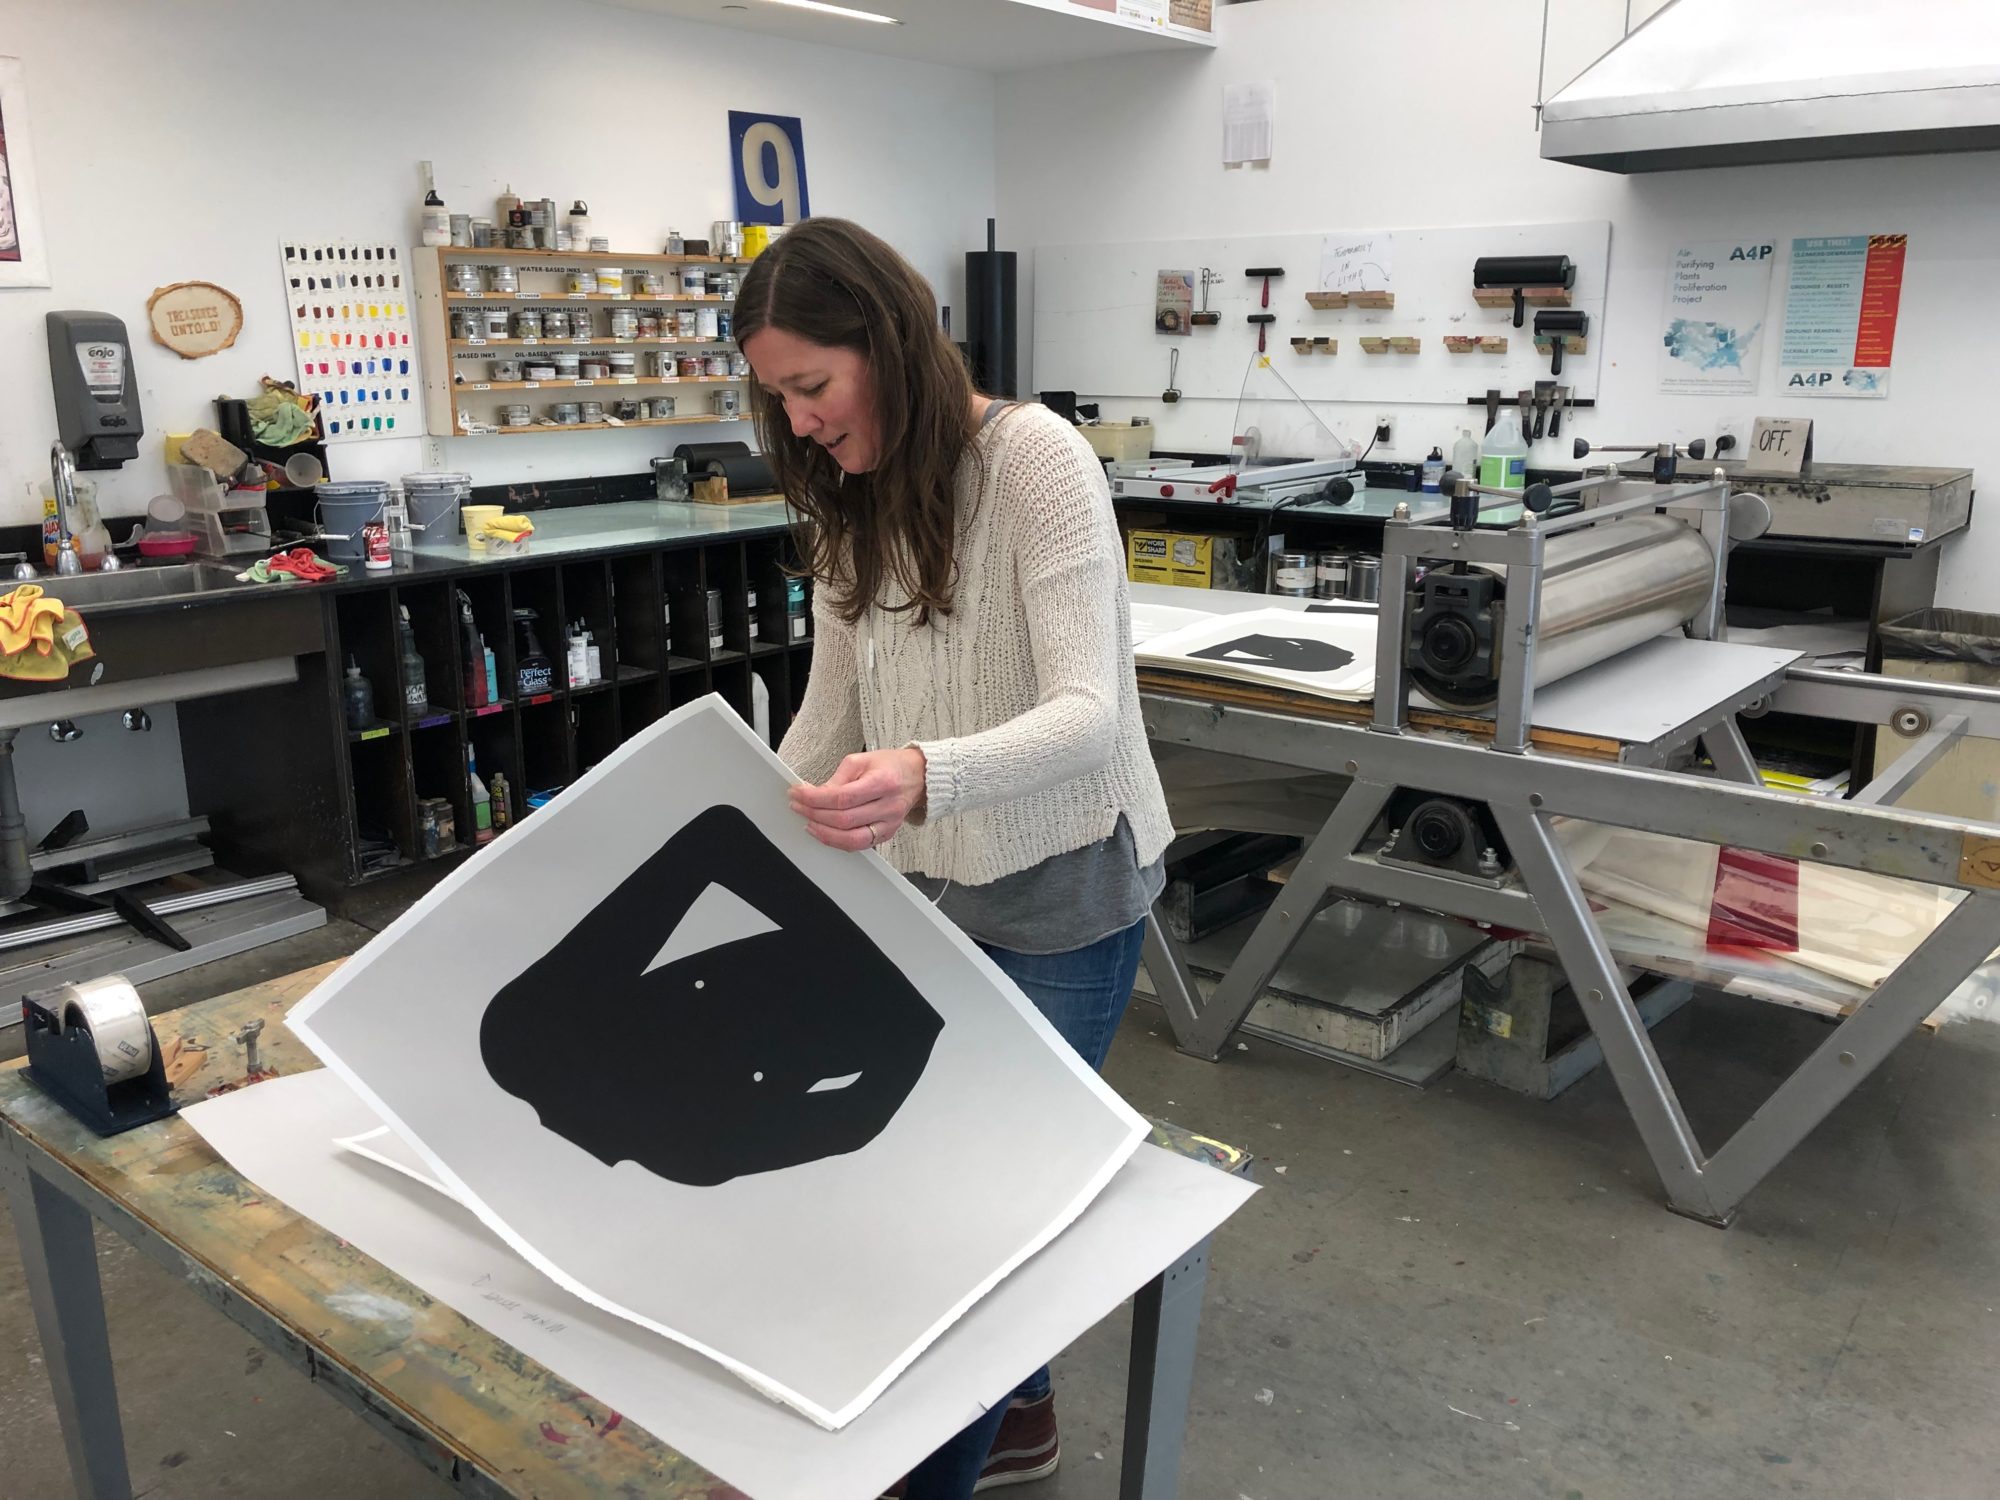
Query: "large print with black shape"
287 696 1146 1430
481 805 944 1186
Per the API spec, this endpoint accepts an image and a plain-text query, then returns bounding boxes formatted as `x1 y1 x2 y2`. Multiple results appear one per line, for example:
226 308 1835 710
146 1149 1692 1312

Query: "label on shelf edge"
616 376 638 384
523 381 540 388
471 382 492 391
467 337 486 346
517 291 541 299
360 727 391 741
575 379 594 386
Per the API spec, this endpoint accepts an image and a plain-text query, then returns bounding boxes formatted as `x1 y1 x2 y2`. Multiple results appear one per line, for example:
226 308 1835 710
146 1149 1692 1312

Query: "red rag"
1707 846 1800 953
268 548 338 582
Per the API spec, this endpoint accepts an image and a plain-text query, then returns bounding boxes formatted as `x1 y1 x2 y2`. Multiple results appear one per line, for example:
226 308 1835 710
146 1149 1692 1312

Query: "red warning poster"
1779 233 1907 398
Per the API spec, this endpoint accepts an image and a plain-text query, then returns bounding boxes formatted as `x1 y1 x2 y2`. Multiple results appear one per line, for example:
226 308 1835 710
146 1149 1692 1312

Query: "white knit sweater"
777 403 1173 886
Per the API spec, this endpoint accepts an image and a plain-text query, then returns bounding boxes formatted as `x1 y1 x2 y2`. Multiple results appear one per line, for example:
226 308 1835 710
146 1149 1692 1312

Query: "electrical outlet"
1373 414 1393 448
1712 417 1742 459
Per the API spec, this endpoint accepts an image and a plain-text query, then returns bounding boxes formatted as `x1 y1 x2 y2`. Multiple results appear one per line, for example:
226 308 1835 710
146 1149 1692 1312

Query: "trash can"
1875 608 2000 820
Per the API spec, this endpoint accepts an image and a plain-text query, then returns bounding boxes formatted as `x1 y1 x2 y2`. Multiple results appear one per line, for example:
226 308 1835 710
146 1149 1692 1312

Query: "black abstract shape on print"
1187 634 1356 673
480 805 943 1188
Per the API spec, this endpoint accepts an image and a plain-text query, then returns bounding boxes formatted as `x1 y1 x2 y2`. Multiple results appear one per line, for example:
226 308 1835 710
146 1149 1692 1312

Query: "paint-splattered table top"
0 963 1249 1498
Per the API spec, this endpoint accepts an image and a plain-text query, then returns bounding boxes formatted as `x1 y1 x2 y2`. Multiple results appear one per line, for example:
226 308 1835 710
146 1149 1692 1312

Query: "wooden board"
0 965 1244 1496
1136 669 1625 761
1033 220 1611 406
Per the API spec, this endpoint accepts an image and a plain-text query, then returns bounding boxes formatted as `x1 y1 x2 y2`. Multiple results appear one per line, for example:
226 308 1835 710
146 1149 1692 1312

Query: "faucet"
48 441 81 575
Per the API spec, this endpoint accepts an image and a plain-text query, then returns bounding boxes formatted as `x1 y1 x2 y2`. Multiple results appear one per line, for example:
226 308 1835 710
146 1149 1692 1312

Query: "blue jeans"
902 916 1147 1500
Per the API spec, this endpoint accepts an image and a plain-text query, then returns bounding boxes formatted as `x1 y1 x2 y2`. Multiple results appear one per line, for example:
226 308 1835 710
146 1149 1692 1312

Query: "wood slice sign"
146 280 243 359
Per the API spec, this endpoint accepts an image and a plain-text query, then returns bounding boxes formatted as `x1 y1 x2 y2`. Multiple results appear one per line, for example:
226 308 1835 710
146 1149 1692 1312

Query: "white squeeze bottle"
1451 427 1480 480
1478 409 1528 495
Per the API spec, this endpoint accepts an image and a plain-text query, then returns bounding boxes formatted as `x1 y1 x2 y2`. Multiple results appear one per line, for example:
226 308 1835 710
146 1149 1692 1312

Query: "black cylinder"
966 226 1018 398
1471 255 1575 289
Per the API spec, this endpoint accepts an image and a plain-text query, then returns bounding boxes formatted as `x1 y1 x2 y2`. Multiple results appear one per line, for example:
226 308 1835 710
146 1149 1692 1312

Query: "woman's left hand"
789 748 928 852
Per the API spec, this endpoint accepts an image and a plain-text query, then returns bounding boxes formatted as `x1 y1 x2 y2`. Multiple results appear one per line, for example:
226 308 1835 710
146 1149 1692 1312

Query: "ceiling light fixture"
761 0 903 24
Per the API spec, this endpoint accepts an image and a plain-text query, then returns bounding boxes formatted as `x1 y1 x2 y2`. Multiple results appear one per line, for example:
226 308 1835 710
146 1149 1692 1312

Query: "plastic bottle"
1450 427 1480 482
1421 446 1446 494
467 744 494 844
420 189 450 248
568 200 592 246
459 593 486 708
513 608 554 695
496 184 521 227
482 636 498 703
583 628 602 685
489 772 512 834
342 657 376 730
566 622 588 688
397 605 428 711
1478 409 1528 495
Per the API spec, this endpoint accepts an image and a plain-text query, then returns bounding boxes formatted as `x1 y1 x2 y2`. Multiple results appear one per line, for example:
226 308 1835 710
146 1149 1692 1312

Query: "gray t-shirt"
908 814 1165 956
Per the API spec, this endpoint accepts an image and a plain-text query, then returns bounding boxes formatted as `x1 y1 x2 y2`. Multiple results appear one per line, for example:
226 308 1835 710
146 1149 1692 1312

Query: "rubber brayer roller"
1534 308 1589 376
1472 255 1576 328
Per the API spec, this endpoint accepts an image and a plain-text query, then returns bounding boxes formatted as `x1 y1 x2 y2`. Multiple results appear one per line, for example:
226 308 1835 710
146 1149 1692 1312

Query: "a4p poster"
1658 238 1775 396
1778 234 1907 399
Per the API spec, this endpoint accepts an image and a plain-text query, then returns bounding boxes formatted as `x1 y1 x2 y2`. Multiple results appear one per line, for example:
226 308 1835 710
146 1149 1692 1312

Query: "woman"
737 218 1172 1498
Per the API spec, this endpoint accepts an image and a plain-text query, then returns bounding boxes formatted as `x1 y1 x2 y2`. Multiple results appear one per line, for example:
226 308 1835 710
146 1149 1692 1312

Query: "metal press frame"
1142 477 2000 1227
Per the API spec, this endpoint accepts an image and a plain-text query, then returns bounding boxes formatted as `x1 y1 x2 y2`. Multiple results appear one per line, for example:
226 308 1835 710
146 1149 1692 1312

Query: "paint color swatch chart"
279 238 419 441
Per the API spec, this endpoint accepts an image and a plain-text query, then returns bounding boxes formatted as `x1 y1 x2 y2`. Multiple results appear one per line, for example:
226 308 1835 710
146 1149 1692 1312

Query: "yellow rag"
0 585 69 656
0 608 93 681
483 514 535 543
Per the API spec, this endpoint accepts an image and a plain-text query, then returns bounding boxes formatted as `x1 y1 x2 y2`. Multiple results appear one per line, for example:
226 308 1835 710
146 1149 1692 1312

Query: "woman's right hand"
789 748 927 852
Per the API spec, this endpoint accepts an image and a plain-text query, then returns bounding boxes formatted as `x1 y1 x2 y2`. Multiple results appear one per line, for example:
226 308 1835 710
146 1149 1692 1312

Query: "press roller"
1407 513 1717 709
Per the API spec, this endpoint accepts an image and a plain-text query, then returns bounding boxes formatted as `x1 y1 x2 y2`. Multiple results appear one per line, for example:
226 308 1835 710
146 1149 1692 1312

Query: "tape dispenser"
23 975 177 1135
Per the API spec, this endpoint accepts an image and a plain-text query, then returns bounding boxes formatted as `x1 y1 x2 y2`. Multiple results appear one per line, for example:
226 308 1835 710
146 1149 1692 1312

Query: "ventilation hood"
1541 0 2000 174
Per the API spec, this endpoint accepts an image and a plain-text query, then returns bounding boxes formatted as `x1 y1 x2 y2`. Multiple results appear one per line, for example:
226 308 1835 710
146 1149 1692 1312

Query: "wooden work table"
1 965 1248 1499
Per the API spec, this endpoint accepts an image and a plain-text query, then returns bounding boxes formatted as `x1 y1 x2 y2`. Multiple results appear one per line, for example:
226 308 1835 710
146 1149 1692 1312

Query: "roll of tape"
57 977 155 1085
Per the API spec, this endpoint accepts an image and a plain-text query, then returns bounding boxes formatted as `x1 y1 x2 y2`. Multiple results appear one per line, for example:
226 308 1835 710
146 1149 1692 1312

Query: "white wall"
0 0 993 839
997 0 2000 608
0 0 997 524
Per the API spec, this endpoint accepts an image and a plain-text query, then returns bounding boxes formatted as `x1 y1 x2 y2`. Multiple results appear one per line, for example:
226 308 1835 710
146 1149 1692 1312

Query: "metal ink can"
1272 551 1315 597
1315 551 1346 599
1344 555 1382 602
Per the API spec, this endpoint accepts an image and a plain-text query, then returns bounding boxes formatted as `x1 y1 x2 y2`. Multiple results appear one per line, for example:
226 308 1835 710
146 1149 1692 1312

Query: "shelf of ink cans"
414 247 752 439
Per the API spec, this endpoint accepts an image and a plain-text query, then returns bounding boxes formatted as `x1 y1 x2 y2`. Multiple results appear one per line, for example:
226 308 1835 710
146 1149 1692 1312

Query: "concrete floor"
6 920 2000 1499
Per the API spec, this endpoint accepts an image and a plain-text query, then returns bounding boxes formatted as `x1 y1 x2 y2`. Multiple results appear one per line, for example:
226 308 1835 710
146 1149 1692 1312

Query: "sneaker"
975 1390 1060 1490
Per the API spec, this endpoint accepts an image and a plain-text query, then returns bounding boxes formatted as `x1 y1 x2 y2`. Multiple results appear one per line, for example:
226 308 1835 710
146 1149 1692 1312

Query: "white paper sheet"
183 1069 1256 1500
1136 607 1377 701
285 697 1149 1430
1222 80 1276 165
1130 600 1214 645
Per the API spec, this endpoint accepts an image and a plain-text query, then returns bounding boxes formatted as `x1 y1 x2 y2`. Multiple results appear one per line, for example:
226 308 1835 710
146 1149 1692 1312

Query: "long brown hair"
734 218 977 625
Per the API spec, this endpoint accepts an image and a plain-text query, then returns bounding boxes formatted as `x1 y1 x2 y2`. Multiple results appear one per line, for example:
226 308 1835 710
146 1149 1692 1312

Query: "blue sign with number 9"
729 111 810 227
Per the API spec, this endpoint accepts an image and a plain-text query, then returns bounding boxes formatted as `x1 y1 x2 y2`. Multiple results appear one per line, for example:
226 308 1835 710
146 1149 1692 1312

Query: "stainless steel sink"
3 563 244 609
